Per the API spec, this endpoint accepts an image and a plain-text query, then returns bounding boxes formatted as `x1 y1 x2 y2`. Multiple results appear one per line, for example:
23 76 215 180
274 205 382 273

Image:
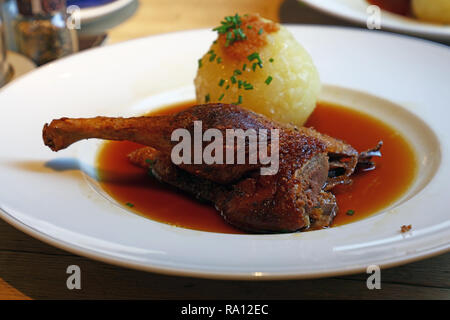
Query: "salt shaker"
14 0 78 66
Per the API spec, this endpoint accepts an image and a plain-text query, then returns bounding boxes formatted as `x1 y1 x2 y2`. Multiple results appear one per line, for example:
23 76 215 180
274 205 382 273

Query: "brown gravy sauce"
96 101 417 234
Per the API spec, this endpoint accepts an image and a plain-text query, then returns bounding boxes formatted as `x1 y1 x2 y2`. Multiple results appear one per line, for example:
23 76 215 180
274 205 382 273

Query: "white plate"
300 0 450 41
0 27 449 280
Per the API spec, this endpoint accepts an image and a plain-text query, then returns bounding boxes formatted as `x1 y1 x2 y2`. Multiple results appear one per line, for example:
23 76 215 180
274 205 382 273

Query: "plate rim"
0 204 448 280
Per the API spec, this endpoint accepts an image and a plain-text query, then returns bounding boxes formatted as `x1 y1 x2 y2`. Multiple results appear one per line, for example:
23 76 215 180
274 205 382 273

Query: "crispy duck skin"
43 104 381 232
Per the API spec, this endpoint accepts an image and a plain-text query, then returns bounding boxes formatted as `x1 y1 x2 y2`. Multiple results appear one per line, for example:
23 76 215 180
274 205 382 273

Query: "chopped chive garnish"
258 28 263 35
238 80 243 89
242 63 247 71
225 85 230 90
269 58 274 63
207 50 216 62
217 57 222 64
234 69 242 75
126 202 134 208
214 14 247 47
248 52 263 71
252 62 263 71
205 94 210 103
244 83 253 90
218 93 224 101
145 159 156 176
198 59 202 68
247 52 262 63
230 76 237 84
247 25 253 29
219 79 225 86
346 209 355 216
265 76 273 85
145 159 155 176
231 95 243 105
237 28 246 39
214 14 242 34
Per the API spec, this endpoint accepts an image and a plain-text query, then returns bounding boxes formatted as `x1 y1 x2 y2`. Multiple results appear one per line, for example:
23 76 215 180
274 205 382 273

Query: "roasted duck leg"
43 104 381 232
43 104 372 184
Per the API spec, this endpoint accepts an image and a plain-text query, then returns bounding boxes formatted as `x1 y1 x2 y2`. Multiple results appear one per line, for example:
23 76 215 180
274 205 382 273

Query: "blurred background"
1 0 448 88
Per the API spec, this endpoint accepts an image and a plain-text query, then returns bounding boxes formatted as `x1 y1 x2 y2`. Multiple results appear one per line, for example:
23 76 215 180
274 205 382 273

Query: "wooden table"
1 0 449 300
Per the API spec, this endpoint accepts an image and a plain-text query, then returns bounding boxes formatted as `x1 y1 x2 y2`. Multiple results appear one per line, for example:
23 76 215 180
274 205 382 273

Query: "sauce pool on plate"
96 101 417 234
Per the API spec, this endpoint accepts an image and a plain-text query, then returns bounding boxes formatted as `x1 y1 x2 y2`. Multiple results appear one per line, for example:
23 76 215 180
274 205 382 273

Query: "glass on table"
0 4 13 88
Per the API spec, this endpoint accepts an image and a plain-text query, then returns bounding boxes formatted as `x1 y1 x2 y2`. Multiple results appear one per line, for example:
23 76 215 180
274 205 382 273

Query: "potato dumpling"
194 14 320 126
412 0 450 24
